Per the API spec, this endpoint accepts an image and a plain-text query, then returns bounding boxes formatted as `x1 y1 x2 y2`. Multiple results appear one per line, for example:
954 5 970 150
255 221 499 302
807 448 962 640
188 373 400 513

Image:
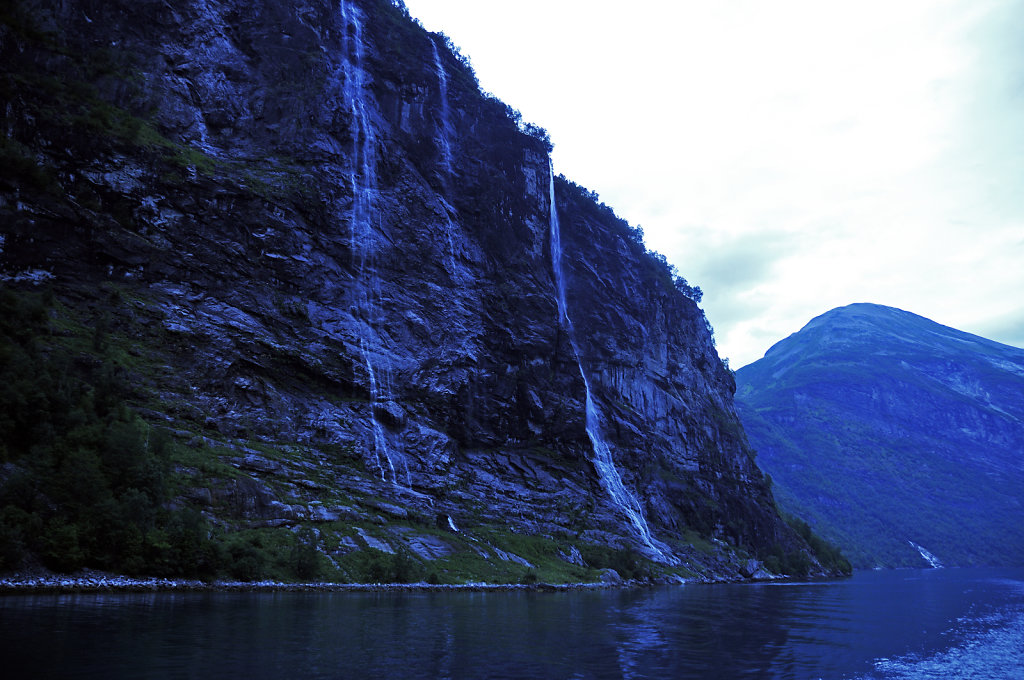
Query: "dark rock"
559 545 586 567
391 529 457 561
740 559 762 579
234 454 282 475
367 501 409 520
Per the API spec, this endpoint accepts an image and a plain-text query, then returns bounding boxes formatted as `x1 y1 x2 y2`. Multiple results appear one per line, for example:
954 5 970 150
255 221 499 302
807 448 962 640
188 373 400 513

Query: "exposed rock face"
1 0 813 576
736 303 1024 568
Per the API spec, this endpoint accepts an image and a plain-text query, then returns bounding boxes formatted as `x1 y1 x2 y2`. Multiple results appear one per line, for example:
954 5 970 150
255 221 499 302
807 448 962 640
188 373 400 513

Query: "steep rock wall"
1 0 813 575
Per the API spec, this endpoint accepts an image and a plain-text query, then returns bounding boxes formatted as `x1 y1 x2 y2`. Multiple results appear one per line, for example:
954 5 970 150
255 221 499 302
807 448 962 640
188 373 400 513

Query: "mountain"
735 303 1024 568
0 0 838 582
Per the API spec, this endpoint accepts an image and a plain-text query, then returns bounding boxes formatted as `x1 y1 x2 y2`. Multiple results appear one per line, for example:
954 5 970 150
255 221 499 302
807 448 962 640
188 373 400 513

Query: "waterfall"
430 38 453 179
339 0 374 268
548 161 670 560
340 0 407 486
909 541 944 568
429 37 461 272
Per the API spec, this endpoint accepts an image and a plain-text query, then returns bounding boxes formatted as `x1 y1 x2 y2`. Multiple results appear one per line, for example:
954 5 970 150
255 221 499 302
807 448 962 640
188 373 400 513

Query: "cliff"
736 303 1024 568
0 0 829 582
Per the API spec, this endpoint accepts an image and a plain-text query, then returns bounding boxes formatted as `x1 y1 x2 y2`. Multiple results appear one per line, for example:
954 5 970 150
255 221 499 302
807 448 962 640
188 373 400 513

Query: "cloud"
696 241 789 296
974 311 1024 350
405 0 1024 367
672 230 795 293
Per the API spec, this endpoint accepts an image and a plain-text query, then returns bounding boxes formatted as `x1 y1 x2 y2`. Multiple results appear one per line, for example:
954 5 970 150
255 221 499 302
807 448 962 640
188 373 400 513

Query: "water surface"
2 568 1022 679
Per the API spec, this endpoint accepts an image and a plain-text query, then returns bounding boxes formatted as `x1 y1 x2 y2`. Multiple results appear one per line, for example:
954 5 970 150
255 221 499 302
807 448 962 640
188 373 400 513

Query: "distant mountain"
735 303 1024 568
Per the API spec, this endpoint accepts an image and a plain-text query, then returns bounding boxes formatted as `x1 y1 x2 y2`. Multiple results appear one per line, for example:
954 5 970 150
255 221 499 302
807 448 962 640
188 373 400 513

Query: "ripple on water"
863 608 1024 680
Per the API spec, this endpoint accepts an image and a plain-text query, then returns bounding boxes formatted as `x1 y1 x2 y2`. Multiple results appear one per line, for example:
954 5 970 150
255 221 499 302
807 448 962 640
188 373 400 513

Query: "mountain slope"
0 0 832 582
735 303 1024 568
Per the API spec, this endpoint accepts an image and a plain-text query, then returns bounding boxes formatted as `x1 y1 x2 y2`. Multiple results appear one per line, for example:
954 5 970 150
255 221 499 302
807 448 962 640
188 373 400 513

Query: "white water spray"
340 1 407 486
909 541 944 568
548 161 670 561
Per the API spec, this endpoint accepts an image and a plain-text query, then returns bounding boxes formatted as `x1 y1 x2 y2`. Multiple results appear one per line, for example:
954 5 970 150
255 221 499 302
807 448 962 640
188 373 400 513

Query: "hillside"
736 303 1024 568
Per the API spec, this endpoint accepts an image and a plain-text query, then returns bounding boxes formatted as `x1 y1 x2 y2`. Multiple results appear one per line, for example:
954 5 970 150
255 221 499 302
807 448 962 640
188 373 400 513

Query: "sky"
401 0 1024 367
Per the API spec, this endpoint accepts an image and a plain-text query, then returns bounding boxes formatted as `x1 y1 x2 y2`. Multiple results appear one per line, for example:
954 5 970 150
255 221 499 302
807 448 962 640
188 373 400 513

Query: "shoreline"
0 572 649 595
0 569 852 595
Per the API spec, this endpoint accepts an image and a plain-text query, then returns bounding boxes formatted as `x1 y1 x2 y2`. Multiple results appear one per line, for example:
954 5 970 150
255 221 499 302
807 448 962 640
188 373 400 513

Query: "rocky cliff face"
736 303 1024 568
0 0 818 580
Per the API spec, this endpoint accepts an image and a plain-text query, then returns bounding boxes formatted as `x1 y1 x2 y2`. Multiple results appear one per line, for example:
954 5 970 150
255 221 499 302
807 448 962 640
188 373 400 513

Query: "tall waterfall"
340 0 408 487
430 38 453 179
430 37 460 271
339 0 374 267
548 161 669 560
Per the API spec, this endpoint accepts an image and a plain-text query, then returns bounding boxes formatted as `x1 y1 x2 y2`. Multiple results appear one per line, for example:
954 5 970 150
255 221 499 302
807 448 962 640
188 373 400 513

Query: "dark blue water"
1 568 1022 679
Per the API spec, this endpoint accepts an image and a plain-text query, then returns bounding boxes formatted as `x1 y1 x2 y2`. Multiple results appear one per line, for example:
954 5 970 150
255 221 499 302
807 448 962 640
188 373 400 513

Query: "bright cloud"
404 0 1024 366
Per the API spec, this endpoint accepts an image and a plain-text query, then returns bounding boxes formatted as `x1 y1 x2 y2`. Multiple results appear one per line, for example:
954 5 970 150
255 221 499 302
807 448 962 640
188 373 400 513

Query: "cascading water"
909 541 944 568
430 38 453 179
548 161 671 561
339 0 374 267
430 36 460 271
339 0 408 487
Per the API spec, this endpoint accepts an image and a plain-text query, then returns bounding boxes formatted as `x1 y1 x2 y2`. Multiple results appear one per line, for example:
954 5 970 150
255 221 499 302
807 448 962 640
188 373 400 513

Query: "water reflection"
1 569 1022 679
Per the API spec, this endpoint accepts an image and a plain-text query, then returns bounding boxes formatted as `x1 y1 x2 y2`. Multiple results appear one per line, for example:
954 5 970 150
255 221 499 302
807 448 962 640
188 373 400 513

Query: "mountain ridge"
736 302 1024 568
764 303 1024 359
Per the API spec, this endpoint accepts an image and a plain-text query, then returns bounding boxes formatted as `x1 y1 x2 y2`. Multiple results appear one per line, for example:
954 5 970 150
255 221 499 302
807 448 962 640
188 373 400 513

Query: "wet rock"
489 546 534 569
355 528 395 554
367 501 409 520
234 454 282 475
740 559 763 579
559 545 586 567
307 505 341 523
398 532 456 561
331 536 361 557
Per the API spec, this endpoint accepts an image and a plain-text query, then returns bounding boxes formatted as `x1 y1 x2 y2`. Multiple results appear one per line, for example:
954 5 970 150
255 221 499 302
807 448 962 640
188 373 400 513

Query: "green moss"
335 547 424 584
471 526 597 584
682 528 717 555
166 443 243 484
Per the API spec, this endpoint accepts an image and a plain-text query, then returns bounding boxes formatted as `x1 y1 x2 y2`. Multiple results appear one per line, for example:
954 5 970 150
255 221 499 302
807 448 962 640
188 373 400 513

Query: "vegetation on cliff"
0 289 660 584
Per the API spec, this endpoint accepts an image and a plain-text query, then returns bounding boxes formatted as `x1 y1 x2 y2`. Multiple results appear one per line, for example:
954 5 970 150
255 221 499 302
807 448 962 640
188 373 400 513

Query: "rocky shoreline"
0 571 662 595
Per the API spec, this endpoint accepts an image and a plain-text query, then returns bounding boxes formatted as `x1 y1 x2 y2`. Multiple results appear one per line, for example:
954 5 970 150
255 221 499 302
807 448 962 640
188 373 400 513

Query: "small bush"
577 544 650 581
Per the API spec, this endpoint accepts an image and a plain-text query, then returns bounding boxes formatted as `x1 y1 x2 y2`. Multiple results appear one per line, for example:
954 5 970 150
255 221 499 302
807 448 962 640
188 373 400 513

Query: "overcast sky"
402 0 1024 367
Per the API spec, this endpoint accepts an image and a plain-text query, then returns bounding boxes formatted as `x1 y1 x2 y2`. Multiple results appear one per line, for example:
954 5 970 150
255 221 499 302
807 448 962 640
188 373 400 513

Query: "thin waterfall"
548 160 670 560
339 0 407 487
360 339 396 481
430 38 453 179
430 36 459 270
909 541 943 568
340 0 373 268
